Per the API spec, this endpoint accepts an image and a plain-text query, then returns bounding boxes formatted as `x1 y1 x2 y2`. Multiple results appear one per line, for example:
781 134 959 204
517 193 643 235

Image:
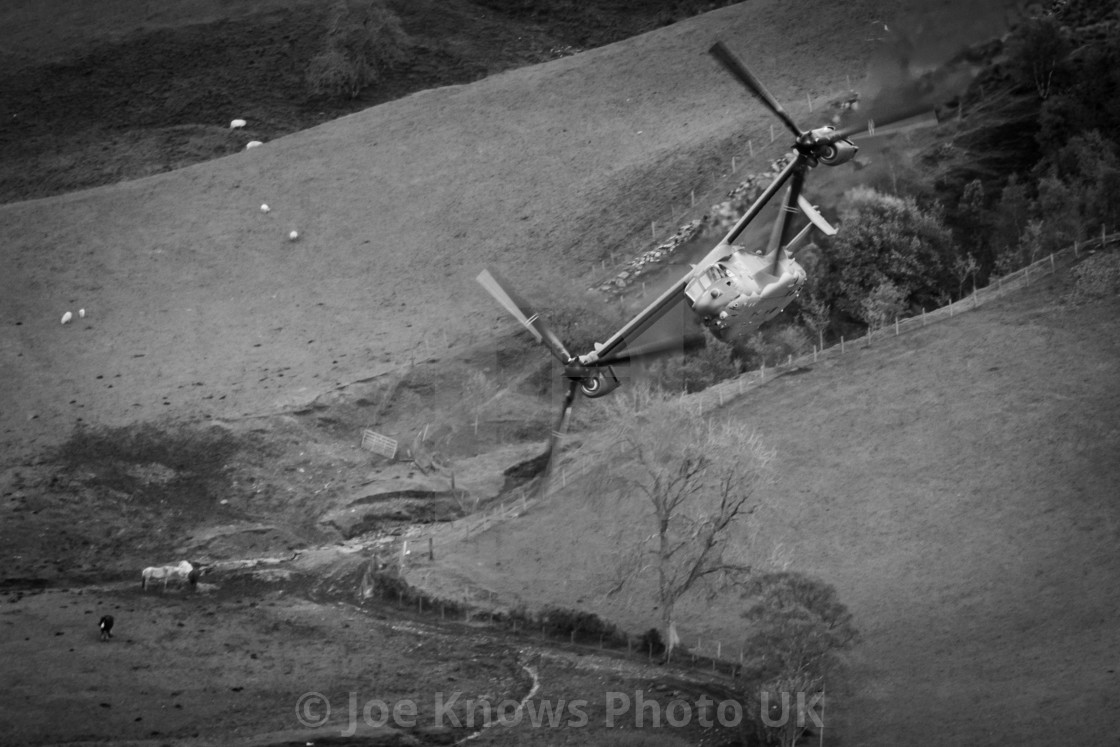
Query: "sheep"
230 119 247 129
245 141 263 150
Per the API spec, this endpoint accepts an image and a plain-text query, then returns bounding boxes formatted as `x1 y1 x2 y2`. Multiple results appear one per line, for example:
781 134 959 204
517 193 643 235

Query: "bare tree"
595 385 774 659
952 252 980 299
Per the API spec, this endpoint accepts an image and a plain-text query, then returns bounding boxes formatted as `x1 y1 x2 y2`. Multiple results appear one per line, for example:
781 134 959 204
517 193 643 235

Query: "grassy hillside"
413 267 1120 745
0 0 891 461
3 0 1116 744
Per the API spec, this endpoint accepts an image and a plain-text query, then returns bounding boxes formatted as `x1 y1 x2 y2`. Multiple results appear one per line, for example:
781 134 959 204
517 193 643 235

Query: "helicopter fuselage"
683 243 806 340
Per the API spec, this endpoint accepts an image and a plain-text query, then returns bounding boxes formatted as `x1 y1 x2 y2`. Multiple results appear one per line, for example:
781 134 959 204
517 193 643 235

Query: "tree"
306 0 409 99
1036 174 1080 253
1005 16 1070 100
595 385 773 658
649 337 740 394
1036 30 1120 153
822 187 953 319
1048 132 1120 236
951 252 980 299
798 292 831 351
951 179 991 271
992 175 1032 270
739 572 859 747
858 279 906 333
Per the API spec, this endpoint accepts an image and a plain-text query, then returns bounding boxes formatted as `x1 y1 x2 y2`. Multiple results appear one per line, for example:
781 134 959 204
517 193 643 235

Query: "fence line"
412 234 1115 567
399 234 1118 672
691 236 1118 416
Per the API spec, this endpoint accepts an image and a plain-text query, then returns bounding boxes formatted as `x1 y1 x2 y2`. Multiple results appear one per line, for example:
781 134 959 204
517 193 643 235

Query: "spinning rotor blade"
477 269 572 363
832 101 935 141
540 378 579 493
797 195 837 236
710 41 802 138
594 335 704 366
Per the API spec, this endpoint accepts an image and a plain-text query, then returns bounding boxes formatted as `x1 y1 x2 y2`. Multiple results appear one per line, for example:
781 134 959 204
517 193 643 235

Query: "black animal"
187 567 201 588
99 615 114 641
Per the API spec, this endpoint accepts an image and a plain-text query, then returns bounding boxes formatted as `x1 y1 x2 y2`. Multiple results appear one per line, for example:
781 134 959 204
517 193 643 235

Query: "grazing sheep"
230 118 247 129
61 311 72 325
99 615 114 641
245 141 263 149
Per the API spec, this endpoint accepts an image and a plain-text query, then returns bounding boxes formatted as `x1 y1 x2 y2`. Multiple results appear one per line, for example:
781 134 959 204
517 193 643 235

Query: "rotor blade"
476 268 572 363
797 195 837 236
540 378 579 495
832 101 935 140
709 41 802 138
476 269 541 343
594 334 705 366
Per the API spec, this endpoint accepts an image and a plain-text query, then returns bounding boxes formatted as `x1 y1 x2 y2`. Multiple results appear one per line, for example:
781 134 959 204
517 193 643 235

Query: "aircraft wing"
580 247 728 366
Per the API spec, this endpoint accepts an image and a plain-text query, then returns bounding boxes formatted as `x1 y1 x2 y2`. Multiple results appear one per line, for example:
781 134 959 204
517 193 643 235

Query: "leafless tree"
594 385 774 660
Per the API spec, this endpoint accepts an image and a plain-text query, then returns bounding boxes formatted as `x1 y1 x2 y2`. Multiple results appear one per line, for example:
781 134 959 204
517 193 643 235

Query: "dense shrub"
306 0 409 99
819 187 953 318
538 604 626 644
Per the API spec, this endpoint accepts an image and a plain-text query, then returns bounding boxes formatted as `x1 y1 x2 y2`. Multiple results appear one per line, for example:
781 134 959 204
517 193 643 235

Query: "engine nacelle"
817 137 858 166
580 367 620 398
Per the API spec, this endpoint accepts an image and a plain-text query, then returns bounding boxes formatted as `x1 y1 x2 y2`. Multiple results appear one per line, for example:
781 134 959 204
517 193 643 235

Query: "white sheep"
230 118 247 129
61 311 72 325
245 141 263 150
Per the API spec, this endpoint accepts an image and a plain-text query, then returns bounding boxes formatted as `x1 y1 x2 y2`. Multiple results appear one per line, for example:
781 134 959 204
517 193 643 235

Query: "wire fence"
393 229 1119 676
683 232 1118 418
373 75 1120 676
